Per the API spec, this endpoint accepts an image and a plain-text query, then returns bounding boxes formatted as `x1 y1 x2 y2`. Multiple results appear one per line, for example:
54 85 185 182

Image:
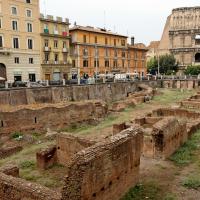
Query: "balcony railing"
44 46 51 52
42 60 70 65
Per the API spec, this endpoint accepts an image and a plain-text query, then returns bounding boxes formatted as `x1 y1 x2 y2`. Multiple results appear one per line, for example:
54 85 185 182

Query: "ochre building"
40 14 71 81
69 26 147 78
0 0 41 82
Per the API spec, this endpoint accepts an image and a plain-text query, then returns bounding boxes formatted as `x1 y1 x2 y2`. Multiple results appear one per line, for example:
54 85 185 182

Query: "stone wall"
61 127 143 200
0 101 108 135
0 81 161 106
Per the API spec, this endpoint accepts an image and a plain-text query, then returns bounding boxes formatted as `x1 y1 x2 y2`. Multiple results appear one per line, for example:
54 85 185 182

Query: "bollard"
27 81 31 88
5 81 8 89
63 79 65 86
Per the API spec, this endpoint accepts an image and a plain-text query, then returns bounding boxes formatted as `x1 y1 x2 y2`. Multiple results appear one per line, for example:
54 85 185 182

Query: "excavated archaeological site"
0 80 200 200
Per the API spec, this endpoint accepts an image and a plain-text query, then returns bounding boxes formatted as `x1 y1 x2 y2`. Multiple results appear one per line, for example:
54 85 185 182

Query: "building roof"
70 25 128 38
148 41 160 49
128 43 148 51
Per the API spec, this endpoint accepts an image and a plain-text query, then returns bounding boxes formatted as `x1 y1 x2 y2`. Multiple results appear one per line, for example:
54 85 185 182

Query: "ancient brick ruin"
135 116 187 159
0 126 143 200
0 101 108 135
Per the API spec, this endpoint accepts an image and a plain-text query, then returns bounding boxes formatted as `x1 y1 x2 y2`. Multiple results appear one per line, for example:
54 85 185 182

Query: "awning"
195 35 200 39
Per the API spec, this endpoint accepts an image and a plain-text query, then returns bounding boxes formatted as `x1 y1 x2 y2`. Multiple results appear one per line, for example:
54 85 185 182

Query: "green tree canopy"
185 65 200 75
147 54 178 75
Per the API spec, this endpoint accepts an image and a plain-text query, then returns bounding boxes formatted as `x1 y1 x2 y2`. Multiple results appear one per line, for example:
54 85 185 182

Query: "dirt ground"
1 88 199 200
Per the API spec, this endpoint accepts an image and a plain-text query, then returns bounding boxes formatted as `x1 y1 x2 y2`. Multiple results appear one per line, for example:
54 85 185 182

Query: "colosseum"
159 7 200 72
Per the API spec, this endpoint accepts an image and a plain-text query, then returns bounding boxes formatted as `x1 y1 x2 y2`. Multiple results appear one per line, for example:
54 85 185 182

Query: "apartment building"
0 0 41 82
69 25 147 78
40 14 71 81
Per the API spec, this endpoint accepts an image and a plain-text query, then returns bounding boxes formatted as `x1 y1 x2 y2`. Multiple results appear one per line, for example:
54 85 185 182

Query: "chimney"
131 37 135 45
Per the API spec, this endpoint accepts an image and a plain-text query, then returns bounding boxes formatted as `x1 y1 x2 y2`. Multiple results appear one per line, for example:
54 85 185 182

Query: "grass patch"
153 89 195 105
20 160 35 169
11 132 23 139
164 193 177 200
120 182 163 200
183 176 200 190
170 131 200 166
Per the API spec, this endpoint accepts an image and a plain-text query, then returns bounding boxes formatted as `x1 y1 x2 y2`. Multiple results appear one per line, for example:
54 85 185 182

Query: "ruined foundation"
0 127 143 200
135 116 187 159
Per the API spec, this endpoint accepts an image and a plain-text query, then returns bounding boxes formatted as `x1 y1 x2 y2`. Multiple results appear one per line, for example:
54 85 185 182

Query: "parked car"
49 80 63 86
30 82 45 88
12 81 27 87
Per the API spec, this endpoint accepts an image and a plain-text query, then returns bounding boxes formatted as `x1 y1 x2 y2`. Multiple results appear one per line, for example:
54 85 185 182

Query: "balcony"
62 31 68 37
44 28 49 34
62 48 68 53
44 46 51 52
42 60 69 65
0 47 11 55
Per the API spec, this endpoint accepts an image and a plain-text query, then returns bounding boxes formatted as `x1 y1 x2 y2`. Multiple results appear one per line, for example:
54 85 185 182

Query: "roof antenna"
44 0 47 16
104 10 106 29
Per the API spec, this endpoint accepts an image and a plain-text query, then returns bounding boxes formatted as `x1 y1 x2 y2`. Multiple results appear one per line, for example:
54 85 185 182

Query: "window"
122 60 125 68
13 37 19 49
94 60 99 67
83 35 87 43
26 9 32 17
29 58 33 64
28 39 33 49
45 53 49 62
14 57 19 64
0 18 2 29
105 48 109 57
12 21 18 31
122 51 126 58
11 7 17 15
26 0 31 3
121 40 126 46
95 48 99 57
105 37 108 45
83 60 88 67
72 60 76 68
0 36 3 47
113 60 118 68
114 39 116 46
63 41 67 48
54 54 58 62
105 60 109 67
27 23 32 32
83 48 88 57
44 39 48 47
114 49 117 57
95 36 98 43
54 40 58 48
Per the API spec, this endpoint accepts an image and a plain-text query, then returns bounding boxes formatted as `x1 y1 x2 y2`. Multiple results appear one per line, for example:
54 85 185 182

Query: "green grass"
153 89 195 105
170 130 200 166
183 176 200 189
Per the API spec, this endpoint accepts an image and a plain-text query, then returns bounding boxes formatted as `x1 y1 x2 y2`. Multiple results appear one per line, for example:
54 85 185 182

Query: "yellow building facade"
70 26 147 78
0 0 41 82
40 14 71 81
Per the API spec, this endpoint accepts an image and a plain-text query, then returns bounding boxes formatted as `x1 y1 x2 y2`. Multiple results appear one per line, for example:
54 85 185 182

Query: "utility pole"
157 50 160 76
95 45 98 84
77 45 80 85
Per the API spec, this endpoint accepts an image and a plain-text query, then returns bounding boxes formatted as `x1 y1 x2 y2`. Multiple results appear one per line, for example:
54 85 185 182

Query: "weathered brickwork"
135 117 187 159
61 127 143 200
0 101 108 135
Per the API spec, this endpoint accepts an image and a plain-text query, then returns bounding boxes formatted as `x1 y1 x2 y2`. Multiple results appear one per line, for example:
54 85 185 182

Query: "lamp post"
76 45 80 85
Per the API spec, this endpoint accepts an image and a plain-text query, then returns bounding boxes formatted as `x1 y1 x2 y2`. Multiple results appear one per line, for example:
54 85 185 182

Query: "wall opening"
0 63 7 81
1 120 3 127
34 117 37 124
195 53 200 63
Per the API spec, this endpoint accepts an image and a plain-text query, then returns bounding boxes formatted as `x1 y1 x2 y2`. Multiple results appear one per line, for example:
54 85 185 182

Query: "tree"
185 65 200 75
147 54 178 75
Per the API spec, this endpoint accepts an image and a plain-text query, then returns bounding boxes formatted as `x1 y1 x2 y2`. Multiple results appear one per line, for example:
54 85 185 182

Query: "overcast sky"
40 0 200 45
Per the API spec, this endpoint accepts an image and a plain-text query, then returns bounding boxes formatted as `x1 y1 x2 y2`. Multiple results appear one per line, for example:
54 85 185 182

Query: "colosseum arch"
195 53 200 63
0 63 6 80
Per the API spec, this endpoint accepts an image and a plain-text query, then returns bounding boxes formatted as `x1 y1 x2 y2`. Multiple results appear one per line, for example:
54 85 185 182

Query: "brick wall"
0 101 108 135
61 127 143 200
